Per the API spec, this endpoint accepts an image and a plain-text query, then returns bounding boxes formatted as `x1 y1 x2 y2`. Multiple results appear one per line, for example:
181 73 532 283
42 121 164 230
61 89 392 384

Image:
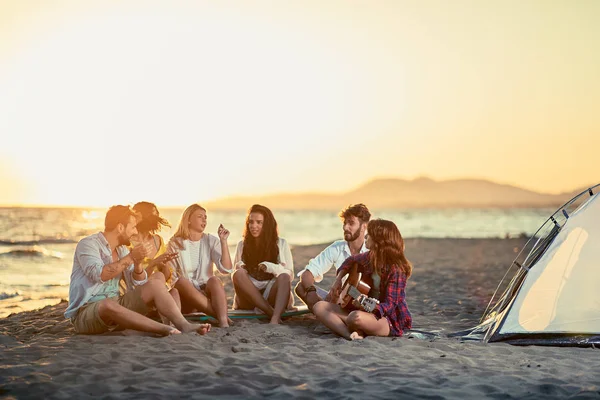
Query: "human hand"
217 224 230 241
153 252 179 266
130 243 150 264
326 279 342 303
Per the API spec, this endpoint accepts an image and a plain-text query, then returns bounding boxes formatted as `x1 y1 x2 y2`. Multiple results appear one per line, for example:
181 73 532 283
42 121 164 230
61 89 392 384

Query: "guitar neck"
347 285 363 300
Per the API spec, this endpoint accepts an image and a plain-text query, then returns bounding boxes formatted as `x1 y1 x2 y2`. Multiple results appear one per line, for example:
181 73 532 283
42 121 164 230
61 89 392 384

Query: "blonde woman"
167 204 233 328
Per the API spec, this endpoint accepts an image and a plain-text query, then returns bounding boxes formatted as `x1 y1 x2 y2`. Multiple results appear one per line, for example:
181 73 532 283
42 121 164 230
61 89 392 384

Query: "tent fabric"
454 185 600 346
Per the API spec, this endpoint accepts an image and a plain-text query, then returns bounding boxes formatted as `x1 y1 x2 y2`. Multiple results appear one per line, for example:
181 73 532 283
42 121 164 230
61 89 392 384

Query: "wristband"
306 285 317 294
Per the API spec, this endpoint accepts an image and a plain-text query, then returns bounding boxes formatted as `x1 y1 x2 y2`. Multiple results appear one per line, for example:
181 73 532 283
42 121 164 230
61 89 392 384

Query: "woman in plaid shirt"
313 219 412 340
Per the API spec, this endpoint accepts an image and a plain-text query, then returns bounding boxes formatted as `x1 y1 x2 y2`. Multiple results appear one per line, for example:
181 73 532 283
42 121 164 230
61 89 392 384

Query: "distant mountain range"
203 178 594 210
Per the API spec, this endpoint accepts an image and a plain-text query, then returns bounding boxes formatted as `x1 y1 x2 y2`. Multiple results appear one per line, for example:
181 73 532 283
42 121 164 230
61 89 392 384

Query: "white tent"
458 184 600 346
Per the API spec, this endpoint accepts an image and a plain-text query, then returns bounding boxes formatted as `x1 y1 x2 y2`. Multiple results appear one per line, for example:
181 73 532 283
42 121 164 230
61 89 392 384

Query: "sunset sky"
1 0 598 207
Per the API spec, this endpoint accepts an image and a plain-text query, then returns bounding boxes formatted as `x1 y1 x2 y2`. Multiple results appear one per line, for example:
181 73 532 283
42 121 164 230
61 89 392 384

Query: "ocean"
0 206 554 317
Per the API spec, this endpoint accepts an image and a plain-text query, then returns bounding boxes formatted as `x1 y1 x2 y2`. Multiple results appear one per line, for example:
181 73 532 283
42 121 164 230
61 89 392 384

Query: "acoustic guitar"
336 262 380 313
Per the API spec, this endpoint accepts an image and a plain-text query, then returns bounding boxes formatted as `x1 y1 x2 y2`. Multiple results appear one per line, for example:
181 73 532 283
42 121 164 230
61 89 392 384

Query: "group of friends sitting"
65 203 412 340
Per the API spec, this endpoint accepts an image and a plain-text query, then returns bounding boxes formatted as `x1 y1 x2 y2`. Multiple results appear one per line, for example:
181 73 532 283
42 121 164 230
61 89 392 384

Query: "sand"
1 238 599 399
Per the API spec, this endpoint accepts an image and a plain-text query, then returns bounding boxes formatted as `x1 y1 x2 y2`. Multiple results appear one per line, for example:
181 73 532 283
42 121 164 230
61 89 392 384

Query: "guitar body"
337 262 373 309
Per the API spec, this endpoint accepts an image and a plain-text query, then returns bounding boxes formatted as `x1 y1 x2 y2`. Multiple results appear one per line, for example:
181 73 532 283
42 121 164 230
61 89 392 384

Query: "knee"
97 299 117 316
232 269 248 284
294 281 303 297
146 275 167 290
277 273 291 287
149 271 166 283
207 276 223 287
300 270 314 286
312 300 328 317
347 311 363 329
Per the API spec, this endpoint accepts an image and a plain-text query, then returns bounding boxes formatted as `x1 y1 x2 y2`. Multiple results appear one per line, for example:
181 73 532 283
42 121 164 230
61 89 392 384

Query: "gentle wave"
0 246 64 259
0 239 77 246
0 292 20 301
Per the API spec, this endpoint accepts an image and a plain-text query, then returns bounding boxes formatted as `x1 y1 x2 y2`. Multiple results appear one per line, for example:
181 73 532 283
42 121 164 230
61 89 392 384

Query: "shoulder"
168 236 184 250
76 233 101 250
386 266 407 280
324 240 346 253
206 233 222 248
278 237 290 248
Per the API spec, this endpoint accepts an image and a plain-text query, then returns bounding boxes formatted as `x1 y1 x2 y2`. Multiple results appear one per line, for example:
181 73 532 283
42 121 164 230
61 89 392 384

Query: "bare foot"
158 326 180 336
269 317 282 325
350 331 364 340
181 322 212 335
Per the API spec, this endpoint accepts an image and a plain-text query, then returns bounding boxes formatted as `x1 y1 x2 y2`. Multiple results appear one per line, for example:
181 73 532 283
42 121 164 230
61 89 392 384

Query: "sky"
0 0 598 207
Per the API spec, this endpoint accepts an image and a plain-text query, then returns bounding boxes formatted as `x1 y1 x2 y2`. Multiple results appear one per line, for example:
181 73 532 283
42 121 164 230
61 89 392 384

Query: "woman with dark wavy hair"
231 204 294 324
313 219 412 340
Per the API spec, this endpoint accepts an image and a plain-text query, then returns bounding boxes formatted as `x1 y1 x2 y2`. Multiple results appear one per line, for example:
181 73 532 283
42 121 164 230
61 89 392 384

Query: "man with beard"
64 205 211 336
295 204 371 311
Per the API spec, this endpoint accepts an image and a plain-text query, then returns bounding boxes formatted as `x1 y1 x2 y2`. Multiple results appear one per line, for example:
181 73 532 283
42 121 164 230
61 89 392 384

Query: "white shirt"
296 239 368 283
234 237 294 284
65 232 148 319
168 234 232 290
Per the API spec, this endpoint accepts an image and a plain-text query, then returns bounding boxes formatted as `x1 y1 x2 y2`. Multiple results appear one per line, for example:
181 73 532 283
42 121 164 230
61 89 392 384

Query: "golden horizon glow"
1 1 599 208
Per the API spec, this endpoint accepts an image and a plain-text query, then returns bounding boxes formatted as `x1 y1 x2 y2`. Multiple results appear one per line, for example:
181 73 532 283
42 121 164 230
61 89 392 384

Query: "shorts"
71 287 149 334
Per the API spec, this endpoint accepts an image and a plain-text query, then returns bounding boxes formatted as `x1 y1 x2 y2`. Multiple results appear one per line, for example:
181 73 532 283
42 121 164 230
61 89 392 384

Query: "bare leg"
160 288 181 326
175 278 216 316
232 269 274 316
294 270 323 311
98 298 179 336
312 301 352 340
346 311 390 339
267 274 291 324
139 275 210 335
205 276 229 328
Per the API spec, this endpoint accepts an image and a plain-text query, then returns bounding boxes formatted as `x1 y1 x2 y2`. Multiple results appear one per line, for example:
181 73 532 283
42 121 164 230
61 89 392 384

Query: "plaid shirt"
338 252 412 337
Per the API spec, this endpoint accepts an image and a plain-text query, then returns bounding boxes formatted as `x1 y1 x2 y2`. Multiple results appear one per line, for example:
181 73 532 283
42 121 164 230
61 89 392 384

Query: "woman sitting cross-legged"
166 204 233 328
313 219 412 340
231 204 294 325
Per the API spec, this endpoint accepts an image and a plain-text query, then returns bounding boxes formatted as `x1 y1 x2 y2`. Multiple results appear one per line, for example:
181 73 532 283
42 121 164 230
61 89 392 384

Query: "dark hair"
242 204 279 280
133 201 170 234
367 219 412 278
105 205 138 232
339 203 371 224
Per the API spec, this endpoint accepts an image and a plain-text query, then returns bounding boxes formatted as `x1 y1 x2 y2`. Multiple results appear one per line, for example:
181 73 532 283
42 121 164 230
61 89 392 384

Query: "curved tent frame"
454 184 600 346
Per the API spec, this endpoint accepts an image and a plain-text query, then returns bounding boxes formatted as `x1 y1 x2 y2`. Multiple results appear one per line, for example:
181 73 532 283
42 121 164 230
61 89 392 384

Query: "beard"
344 229 361 242
118 232 132 247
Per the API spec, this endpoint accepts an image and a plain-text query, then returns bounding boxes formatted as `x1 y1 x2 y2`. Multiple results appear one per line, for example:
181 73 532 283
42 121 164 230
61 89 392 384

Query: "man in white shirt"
295 204 371 311
65 205 210 336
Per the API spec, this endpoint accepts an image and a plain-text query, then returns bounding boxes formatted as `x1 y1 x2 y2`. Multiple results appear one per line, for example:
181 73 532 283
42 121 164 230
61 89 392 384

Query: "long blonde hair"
170 203 206 250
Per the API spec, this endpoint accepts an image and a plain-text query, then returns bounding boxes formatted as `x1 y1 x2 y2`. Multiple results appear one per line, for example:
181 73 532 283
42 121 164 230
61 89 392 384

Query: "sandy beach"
1 238 599 399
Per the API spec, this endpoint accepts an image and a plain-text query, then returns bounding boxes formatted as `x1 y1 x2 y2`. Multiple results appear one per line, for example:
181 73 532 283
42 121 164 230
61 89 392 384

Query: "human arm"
325 256 354 302
296 242 338 283
373 269 406 319
212 225 233 274
233 241 245 270
77 239 146 283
